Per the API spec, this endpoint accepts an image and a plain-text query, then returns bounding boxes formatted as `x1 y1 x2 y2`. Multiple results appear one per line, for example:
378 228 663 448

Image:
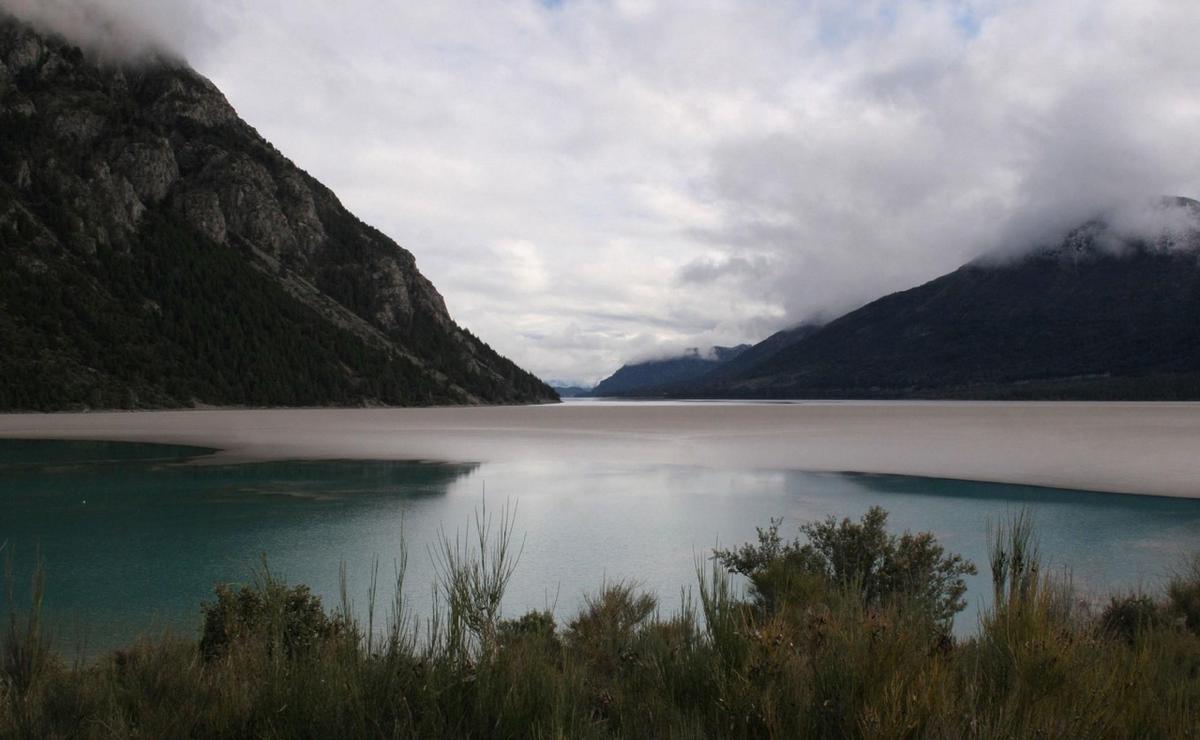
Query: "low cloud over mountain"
8 0 1200 384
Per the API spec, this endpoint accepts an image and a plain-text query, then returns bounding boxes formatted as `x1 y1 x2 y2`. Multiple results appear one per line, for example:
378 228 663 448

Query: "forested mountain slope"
674 202 1200 400
591 345 749 397
0 14 556 410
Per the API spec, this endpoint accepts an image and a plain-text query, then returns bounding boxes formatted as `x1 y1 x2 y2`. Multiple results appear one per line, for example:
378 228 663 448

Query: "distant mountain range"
0 14 556 410
590 345 750 397
596 200 1200 400
549 384 592 398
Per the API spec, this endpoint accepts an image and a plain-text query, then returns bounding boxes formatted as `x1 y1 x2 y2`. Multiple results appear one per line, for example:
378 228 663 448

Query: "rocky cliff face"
0 15 557 409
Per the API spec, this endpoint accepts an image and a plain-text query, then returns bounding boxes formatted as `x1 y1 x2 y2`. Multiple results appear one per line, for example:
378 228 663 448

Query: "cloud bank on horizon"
7 0 1200 384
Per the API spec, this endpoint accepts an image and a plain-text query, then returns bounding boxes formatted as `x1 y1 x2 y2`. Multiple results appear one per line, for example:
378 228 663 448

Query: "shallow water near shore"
3 437 1200 655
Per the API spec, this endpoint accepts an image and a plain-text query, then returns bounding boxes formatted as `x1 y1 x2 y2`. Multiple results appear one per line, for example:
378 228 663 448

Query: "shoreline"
2 401 1199 498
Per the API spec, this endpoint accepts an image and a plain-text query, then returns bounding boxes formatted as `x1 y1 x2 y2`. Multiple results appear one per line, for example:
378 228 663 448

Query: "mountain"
591 345 750 397
549 384 593 398
0 15 556 411
675 201 1200 400
698 324 821 383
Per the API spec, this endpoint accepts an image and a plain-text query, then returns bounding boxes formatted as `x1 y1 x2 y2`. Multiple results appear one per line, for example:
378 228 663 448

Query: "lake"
3 434 1199 656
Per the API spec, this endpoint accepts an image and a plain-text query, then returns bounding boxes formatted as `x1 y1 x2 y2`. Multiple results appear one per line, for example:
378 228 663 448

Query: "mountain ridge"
0 14 557 410
590 345 750 397
667 202 1200 400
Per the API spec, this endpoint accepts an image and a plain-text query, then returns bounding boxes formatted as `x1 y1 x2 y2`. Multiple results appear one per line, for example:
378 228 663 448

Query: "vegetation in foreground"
3 506 1199 738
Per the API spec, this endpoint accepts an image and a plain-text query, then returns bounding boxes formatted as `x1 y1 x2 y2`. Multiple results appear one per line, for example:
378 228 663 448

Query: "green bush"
1100 593 1164 642
1168 554 1200 634
3 508 1199 739
199 579 343 662
715 506 977 625
497 609 556 644
566 582 657 673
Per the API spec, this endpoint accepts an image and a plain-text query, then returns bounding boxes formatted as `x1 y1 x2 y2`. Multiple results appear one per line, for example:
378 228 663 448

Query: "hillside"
676 203 1200 400
591 345 749 397
0 14 556 410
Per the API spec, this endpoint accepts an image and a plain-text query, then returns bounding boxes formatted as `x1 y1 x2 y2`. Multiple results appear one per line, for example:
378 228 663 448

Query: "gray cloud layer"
1 0 210 60
8 0 1200 384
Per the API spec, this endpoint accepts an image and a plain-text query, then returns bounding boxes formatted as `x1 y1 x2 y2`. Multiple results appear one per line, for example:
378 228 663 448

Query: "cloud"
5 0 1199 385
0 0 211 61
1104 197 1200 253
676 255 771 285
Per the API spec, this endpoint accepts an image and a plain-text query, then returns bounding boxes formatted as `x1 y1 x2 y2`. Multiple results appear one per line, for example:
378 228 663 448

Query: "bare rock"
145 70 237 129
13 159 30 190
4 30 42 72
175 189 227 244
51 108 105 144
36 52 71 83
116 137 179 204
372 256 415 328
7 95 35 116
277 172 326 258
217 156 297 258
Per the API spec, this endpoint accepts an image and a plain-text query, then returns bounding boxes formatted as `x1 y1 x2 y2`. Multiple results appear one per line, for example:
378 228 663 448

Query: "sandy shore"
1 401 1199 498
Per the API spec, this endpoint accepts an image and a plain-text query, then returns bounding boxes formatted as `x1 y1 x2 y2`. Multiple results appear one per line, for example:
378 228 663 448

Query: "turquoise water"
2 439 1200 655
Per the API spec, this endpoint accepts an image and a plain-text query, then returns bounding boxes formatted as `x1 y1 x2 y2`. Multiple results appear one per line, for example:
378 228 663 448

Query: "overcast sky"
10 0 1200 384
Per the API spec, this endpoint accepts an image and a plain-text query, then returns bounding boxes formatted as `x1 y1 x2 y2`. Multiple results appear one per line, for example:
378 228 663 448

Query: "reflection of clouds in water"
195 461 481 506
209 460 482 497
7 439 1200 651
1125 532 1200 560
231 488 345 502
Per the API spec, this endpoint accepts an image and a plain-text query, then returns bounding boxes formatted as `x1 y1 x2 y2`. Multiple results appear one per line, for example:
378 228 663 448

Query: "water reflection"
2 440 1199 654
0 439 217 467
1 441 478 654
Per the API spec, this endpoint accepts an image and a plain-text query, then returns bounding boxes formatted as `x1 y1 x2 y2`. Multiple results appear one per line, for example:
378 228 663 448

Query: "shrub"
3 557 52 697
1100 593 1163 642
568 583 656 644
430 500 523 658
566 582 657 674
5 508 1200 739
498 609 556 643
199 579 342 662
714 506 976 625
497 609 559 657
1167 554 1200 634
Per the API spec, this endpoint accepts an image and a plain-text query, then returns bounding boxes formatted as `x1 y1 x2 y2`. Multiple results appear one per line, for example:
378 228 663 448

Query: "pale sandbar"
1 401 1198 498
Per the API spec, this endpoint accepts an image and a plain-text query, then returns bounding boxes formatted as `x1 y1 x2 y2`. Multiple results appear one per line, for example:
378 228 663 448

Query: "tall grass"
2 506 1198 738
429 499 523 661
3 551 53 738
